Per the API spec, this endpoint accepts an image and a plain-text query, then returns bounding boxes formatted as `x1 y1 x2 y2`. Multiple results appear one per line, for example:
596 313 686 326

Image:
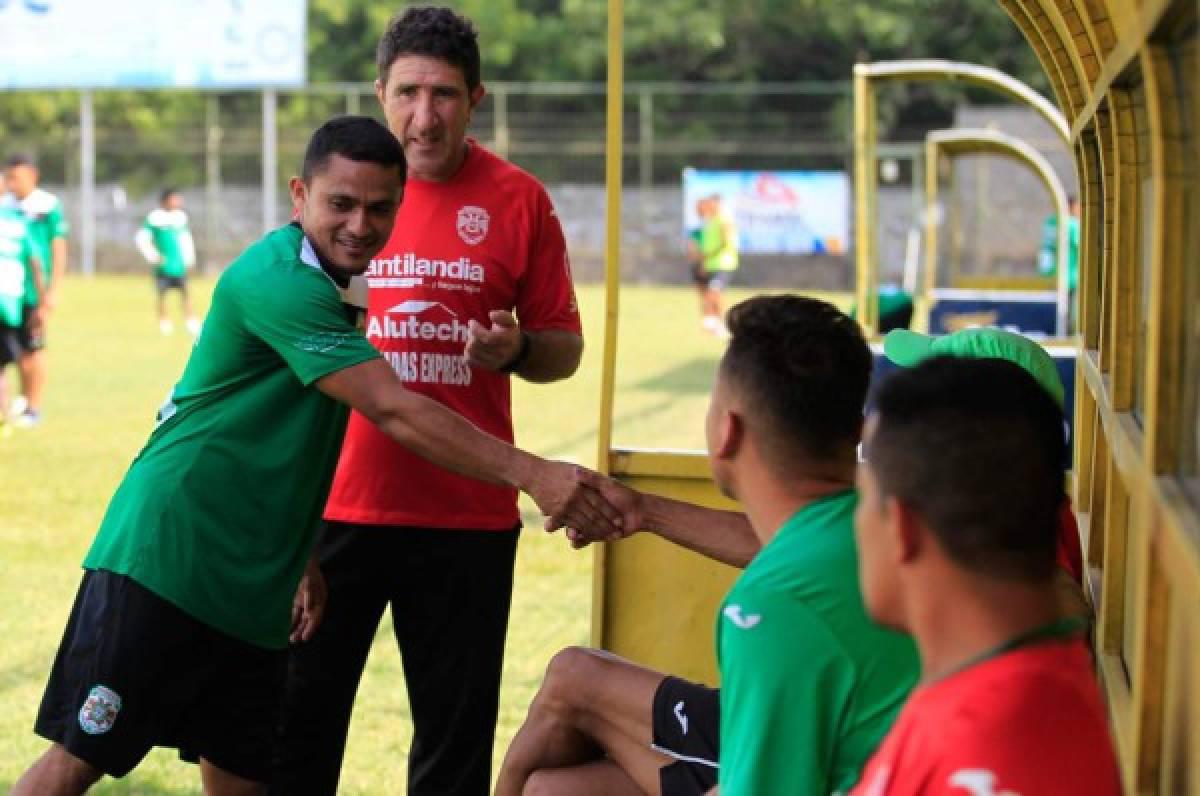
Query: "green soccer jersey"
83 223 381 649
14 189 68 306
699 212 739 273
1038 213 1080 292
137 208 195 278
0 208 37 326
717 489 919 796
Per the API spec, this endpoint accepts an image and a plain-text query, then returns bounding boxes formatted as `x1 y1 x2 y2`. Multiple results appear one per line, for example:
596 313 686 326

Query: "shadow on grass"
632 357 719 395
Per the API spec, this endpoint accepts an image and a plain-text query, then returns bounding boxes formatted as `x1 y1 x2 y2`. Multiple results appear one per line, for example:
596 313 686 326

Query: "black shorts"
16 306 44 352
34 569 286 782
691 266 732 291
0 322 22 367
155 274 187 294
651 676 720 795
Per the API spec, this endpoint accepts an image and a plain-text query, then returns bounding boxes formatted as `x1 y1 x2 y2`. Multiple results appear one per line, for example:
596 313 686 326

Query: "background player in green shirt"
3 153 68 427
135 187 200 336
13 116 624 796
0 179 42 431
498 296 919 796
1038 194 1080 329
692 194 739 338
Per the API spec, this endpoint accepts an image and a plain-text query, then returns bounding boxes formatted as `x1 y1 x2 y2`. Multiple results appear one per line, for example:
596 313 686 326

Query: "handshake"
525 462 645 548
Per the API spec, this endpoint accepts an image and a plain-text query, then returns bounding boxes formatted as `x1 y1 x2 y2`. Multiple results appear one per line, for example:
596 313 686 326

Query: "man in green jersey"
14 116 623 796
0 179 43 428
3 153 68 426
497 296 919 796
135 187 200 336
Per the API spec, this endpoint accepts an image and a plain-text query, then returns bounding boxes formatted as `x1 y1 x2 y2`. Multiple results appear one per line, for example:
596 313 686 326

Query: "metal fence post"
79 90 96 277
639 88 654 191
262 88 277 232
492 86 509 160
205 94 222 274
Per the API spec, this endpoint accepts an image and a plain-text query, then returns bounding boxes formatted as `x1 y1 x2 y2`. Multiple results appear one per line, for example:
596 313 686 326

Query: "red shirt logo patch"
456 205 490 245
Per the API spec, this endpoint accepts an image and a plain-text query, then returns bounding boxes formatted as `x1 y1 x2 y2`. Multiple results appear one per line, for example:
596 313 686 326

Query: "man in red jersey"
881 326 1089 624
850 357 1121 796
273 7 583 795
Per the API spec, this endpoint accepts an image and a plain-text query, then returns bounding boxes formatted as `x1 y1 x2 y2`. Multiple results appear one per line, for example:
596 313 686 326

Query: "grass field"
0 274 792 794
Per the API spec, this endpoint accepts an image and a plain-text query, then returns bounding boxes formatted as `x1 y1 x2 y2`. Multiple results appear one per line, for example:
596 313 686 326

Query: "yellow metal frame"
999 2 1198 792
595 4 1200 786
590 3 735 682
922 128 1071 336
853 60 1068 337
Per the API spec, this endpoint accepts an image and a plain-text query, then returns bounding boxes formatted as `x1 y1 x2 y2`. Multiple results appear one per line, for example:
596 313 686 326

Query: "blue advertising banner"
0 0 306 89
682 168 849 255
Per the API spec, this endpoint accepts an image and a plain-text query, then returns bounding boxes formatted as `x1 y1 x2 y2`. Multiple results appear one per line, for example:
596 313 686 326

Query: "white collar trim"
300 234 367 309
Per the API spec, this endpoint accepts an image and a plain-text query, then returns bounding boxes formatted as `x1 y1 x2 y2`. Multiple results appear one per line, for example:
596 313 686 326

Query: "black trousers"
272 522 521 795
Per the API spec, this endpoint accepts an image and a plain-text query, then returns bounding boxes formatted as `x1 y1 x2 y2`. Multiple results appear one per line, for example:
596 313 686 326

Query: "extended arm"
515 327 582 382
29 254 45 307
181 230 197 268
565 470 760 569
316 358 619 532
135 227 160 264
47 237 67 304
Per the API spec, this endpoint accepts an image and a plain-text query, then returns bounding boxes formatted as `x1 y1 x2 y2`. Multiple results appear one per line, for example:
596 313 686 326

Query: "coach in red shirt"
273 8 583 795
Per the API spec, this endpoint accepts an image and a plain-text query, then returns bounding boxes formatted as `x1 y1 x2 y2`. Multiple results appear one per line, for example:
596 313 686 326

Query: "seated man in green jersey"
13 116 624 796
497 296 919 796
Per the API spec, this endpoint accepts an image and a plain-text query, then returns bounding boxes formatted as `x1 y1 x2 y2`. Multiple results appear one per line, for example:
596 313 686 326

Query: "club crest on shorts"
79 685 122 735
456 205 490 245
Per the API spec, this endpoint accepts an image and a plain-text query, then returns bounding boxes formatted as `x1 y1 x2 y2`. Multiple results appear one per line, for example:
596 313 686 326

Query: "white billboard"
0 0 306 89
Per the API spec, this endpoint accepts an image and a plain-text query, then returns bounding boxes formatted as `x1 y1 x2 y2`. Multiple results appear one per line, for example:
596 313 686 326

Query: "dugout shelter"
593 3 1200 791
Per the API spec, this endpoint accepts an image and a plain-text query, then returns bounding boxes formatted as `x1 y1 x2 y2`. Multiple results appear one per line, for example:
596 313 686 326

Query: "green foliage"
0 0 1050 192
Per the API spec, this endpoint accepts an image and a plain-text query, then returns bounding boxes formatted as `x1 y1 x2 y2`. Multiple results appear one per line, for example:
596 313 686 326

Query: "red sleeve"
1056 499 1084 584
514 187 581 335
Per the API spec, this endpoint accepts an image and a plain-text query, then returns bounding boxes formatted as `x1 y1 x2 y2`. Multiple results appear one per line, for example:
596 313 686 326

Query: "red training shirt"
851 639 1121 796
324 142 581 530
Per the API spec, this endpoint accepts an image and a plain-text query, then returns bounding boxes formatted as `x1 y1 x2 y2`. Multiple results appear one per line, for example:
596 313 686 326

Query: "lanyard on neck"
929 616 1089 685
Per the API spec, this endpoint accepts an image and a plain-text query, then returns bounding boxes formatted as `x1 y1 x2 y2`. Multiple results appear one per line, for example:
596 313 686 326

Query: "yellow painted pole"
852 65 877 334
1054 187 1069 337
591 0 623 648
923 137 940 306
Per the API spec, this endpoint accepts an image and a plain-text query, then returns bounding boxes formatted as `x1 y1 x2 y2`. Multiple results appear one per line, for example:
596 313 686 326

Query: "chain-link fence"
3 82 1074 288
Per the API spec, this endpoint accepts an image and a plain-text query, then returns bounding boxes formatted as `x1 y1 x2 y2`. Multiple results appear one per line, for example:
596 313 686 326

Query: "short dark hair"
722 295 871 465
5 153 35 170
160 187 180 204
867 356 1066 582
301 116 406 183
376 6 481 91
